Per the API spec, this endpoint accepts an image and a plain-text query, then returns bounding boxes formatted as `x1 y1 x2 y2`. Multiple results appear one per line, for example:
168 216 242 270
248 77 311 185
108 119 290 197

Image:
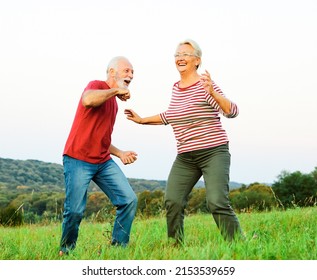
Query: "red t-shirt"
63 80 118 164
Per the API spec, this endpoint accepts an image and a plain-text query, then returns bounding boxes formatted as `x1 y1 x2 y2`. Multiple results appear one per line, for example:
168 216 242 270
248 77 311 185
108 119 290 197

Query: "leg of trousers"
60 156 137 252
164 152 202 242
164 144 242 242
60 156 92 252
201 144 242 241
93 159 138 246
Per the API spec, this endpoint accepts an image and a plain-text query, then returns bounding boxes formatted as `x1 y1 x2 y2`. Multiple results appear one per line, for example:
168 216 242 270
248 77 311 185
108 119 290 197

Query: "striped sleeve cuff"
159 112 169 125
225 102 239 118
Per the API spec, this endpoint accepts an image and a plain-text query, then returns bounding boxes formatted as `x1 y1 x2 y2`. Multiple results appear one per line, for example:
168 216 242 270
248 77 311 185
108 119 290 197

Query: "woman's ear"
195 57 201 69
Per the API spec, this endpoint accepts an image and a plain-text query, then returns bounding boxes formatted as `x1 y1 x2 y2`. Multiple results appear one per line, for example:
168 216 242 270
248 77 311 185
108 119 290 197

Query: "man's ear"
108 68 116 77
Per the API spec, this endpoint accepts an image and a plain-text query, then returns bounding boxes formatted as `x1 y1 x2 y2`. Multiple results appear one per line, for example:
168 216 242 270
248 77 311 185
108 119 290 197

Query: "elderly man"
59 56 138 256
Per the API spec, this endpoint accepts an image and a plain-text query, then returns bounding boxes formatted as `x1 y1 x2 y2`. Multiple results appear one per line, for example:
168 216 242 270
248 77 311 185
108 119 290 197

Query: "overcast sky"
0 0 316 184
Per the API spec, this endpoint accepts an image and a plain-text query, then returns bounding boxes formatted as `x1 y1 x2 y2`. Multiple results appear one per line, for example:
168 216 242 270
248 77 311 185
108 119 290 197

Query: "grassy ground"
0 207 316 260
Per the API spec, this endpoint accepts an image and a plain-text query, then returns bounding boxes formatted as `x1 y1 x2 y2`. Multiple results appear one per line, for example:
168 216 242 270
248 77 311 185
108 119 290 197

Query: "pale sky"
0 0 316 184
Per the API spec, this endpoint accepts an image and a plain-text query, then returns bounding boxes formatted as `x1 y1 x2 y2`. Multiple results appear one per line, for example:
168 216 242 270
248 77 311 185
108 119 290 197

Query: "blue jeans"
60 155 138 252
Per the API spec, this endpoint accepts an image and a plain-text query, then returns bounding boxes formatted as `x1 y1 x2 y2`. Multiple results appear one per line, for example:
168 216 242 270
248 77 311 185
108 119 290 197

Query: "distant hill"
0 157 64 192
194 179 242 189
0 157 242 193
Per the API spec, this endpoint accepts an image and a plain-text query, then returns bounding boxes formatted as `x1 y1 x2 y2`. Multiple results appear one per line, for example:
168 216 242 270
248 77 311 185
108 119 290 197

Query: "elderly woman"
125 39 243 243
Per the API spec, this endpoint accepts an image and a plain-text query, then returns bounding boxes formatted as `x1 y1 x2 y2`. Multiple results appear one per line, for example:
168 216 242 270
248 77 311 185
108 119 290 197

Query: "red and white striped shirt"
159 80 238 154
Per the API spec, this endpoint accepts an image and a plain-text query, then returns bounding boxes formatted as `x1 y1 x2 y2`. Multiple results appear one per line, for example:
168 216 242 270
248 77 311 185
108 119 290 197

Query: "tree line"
0 157 316 226
0 157 169 193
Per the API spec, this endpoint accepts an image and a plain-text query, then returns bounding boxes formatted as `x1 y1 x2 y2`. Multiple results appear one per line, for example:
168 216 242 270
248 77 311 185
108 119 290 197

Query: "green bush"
0 205 23 226
230 183 276 212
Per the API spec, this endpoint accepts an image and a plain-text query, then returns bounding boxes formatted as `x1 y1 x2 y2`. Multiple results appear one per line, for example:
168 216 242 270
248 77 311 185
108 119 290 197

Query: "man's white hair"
106 56 129 77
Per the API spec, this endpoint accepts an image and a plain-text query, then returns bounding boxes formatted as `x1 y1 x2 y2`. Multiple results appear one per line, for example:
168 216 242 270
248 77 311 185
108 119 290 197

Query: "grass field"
0 207 316 260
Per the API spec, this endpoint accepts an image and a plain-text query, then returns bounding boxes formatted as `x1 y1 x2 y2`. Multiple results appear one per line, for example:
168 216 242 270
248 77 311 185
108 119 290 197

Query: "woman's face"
174 44 200 74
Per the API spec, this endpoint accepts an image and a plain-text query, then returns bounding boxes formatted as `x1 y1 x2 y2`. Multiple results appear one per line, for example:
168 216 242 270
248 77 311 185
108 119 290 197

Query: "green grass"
0 207 316 260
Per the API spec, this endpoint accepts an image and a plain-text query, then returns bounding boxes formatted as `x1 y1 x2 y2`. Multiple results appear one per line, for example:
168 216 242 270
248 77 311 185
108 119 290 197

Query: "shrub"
0 205 23 226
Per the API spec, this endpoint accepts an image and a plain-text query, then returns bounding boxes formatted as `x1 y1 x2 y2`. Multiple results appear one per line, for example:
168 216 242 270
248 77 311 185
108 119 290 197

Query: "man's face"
115 60 134 88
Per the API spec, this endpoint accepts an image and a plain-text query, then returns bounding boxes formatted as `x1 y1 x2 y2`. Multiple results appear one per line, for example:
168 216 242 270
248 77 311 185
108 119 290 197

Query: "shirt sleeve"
225 101 239 118
204 81 239 118
84 80 102 90
159 112 169 125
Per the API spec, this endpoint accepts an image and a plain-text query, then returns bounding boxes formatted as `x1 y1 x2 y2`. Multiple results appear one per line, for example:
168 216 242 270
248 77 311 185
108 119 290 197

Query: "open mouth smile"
124 79 131 86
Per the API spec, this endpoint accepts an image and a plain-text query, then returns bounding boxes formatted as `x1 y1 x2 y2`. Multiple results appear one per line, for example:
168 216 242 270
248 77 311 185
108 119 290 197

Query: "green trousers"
164 143 242 242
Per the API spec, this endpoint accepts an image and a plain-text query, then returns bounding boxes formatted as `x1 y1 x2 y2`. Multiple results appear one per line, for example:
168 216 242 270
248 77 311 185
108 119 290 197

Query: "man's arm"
109 144 138 165
82 88 130 108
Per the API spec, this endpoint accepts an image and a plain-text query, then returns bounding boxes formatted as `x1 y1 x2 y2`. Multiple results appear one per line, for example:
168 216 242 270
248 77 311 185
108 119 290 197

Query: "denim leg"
93 159 137 246
164 154 202 242
60 156 97 252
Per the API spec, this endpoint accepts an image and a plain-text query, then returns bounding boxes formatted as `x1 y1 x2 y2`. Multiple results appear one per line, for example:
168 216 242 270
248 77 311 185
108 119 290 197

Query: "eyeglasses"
174 53 196 58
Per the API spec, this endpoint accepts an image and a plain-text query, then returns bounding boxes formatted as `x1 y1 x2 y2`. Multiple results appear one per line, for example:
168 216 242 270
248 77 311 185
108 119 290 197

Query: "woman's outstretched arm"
124 109 163 125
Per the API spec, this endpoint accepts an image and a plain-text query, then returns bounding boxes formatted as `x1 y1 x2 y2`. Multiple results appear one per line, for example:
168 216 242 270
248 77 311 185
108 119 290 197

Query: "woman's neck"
179 71 200 88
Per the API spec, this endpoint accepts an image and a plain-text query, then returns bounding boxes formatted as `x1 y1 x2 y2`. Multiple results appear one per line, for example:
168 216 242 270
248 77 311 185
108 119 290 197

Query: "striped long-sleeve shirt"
159 80 238 154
